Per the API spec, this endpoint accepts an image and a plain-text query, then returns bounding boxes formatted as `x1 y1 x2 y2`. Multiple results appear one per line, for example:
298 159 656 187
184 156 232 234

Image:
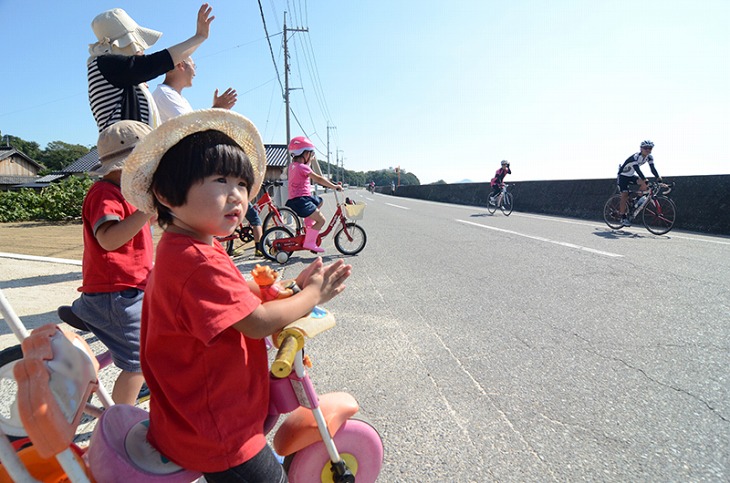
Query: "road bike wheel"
642 195 676 235
501 192 514 216
284 419 383 483
487 197 497 214
263 207 302 234
261 226 295 262
334 223 367 256
603 194 624 229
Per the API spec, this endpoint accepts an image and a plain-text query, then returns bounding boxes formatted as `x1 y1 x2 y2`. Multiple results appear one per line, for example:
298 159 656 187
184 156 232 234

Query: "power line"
257 0 285 100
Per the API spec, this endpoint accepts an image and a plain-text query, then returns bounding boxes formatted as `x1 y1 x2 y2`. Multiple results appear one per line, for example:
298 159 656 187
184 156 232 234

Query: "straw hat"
121 109 266 213
91 121 152 176
91 8 162 53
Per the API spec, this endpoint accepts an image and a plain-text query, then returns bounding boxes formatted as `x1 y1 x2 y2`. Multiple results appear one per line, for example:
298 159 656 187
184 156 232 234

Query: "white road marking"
385 203 410 210
0 252 81 266
456 220 623 258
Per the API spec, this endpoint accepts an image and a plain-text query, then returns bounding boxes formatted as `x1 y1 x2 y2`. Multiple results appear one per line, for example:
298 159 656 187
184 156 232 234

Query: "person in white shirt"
152 57 237 122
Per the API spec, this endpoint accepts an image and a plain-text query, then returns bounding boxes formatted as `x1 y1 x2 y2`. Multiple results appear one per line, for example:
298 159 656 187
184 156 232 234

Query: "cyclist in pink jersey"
285 136 342 253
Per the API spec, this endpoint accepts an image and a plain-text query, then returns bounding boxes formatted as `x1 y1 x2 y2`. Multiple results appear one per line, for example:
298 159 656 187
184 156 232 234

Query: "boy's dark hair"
151 130 255 228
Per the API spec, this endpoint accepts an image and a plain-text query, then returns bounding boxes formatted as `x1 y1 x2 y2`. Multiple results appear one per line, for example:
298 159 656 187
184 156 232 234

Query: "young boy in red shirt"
64 120 155 405
122 109 351 482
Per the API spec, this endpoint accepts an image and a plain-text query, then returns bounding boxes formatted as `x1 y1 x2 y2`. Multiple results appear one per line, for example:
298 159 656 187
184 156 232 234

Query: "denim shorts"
285 195 322 218
245 202 262 226
70 288 143 372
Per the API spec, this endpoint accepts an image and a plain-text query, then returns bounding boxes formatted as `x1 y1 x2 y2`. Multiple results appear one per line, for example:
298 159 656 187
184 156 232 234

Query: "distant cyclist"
489 160 511 204
616 140 663 226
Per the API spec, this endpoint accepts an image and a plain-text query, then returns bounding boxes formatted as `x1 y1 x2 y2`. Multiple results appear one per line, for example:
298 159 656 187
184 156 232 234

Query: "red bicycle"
217 181 302 256
261 190 367 264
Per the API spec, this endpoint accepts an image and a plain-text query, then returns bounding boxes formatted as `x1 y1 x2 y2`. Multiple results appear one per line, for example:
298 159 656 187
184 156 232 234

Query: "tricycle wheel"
284 419 383 483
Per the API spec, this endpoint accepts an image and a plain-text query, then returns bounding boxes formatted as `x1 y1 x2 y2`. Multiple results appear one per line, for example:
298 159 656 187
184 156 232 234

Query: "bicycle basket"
345 203 366 220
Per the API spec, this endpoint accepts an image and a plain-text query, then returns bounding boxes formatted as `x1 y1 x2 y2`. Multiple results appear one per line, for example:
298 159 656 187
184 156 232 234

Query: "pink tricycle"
0 289 383 483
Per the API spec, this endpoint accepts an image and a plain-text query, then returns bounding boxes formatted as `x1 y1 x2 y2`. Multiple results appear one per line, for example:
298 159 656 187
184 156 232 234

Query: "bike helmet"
501 160 509 166
640 140 654 148
288 136 316 157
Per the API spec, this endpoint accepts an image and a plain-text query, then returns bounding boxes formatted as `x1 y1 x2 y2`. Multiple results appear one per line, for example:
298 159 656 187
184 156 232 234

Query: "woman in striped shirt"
87 4 215 132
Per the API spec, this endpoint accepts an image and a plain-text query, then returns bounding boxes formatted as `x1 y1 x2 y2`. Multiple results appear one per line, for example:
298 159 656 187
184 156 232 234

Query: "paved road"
1 190 728 481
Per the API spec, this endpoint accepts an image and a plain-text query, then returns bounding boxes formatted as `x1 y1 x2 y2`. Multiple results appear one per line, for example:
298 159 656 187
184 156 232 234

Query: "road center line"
456 220 623 258
385 203 410 210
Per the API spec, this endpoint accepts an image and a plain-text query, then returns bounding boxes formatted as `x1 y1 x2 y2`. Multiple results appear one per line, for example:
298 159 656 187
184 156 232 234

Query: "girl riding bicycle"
285 136 343 253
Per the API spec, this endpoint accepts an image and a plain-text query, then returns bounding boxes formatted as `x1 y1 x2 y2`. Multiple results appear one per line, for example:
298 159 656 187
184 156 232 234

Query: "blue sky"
1 0 728 184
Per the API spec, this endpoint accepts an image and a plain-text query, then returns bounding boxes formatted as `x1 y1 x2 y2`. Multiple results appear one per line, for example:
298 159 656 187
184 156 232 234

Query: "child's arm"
308 171 342 191
95 210 155 252
234 259 351 339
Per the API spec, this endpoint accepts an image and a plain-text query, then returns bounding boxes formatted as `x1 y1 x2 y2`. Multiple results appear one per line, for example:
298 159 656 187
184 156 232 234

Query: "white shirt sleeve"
152 84 193 123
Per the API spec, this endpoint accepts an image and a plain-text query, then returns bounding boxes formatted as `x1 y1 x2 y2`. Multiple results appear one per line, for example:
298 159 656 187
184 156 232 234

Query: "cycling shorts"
617 175 640 193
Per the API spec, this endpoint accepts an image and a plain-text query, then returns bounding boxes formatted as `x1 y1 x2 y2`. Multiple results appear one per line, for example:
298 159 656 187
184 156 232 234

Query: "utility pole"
327 124 336 181
283 12 308 155
337 149 344 184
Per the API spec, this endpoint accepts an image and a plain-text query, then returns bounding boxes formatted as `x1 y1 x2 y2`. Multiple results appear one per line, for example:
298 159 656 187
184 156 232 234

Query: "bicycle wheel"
642 196 676 235
224 226 254 256
487 197 497 214
334 223 367 256
603 194 624 229
501 192 514 216
263 207 302 234
0 344 26 438
284 419 383 483
261 226 296 262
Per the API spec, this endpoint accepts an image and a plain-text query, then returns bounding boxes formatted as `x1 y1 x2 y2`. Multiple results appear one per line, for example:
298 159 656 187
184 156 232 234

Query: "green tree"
38 141 90 172
2 133 42 161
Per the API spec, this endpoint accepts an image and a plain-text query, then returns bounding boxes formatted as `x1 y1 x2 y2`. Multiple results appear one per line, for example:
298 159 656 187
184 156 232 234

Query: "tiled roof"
0 176 38 184
265 144 288 167
63 148 99 174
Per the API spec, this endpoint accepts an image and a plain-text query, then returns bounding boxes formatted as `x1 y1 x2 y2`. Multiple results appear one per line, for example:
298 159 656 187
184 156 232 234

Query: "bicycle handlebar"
271 330 304 378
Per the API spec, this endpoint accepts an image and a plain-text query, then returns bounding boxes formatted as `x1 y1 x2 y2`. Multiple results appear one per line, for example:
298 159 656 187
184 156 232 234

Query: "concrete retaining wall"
390 175 730 236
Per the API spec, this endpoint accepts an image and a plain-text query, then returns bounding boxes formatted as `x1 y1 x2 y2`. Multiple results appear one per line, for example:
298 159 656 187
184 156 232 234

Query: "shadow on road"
593 229 646 240
0 271 82 290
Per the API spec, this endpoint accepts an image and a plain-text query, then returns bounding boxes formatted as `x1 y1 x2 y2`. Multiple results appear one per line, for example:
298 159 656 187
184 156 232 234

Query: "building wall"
0 155 39 177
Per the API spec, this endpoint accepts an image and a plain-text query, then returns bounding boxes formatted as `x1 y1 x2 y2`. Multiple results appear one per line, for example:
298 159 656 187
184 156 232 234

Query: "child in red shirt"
122 109 351 482
64 120 155 405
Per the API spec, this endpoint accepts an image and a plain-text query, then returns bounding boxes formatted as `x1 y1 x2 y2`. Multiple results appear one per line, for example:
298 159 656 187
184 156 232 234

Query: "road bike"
603 181 676 235
487 183 513 216
216 180 302 256
0 291 384 483
261 190 367 264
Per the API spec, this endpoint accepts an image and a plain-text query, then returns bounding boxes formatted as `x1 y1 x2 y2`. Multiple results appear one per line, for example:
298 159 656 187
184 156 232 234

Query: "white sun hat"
90 8 162 54
121 109 266 213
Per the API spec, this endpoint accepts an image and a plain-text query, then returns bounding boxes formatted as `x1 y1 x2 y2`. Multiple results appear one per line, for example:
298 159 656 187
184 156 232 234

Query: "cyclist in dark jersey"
489 160 511 203
616 140 662 226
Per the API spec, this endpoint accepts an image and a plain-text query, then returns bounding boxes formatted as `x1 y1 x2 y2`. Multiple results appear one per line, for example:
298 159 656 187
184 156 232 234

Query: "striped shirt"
87 51 174 132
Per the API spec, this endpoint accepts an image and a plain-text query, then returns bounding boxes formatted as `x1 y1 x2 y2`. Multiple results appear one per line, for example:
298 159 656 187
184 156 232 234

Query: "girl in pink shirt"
285 136 343 252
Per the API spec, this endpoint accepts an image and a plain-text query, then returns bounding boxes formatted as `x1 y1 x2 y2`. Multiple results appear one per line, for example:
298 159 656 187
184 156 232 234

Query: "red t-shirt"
141 232 266 472
79 180 153 293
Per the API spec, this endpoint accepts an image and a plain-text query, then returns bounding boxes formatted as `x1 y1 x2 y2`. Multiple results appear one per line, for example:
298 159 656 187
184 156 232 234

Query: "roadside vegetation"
0 176 92 222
